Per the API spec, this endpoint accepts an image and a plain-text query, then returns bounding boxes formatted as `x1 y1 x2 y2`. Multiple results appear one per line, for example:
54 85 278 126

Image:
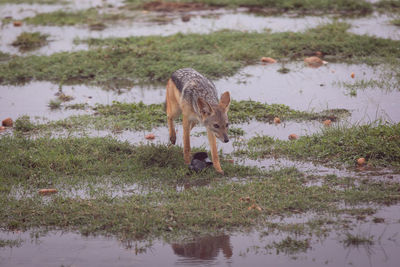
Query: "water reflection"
171 235 233 260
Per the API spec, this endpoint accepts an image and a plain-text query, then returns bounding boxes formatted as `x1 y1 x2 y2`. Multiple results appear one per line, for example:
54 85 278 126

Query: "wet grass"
375 0 400 13
11 32 49 52
1 23 399 87
125 0 373 15
24 8 131 28
267 237 311 255
0 0 64 3
391 19 400 26
0 135 399 240
343 233 374 247
12 100 350 133
240 122 400 169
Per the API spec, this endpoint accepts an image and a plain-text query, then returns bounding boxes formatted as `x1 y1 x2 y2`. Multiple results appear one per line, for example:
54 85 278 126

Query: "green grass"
23 8 130 28
343 233 374 247
391 19 400 26
0 0 64 3
1 23 399 87
11 32 49 52
13 100 350 134
375 0 400 13
240 122 400 168
268 237 311 255
125 0 373 15
1 135 399 240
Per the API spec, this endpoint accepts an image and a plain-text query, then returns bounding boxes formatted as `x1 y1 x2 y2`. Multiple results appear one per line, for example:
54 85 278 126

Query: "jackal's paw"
216 169 224 175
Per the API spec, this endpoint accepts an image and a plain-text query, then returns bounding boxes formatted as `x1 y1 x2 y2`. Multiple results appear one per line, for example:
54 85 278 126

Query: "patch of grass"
48 99 62 109
11 32 49 52
242 122 400 169
343 233 374 247
0 51 10 62
267 237 311 255
14 115 36 133
391 19 400 26
24 8 130 27
64 103 88 110
0 238 23 248
14 100 350 133
0 0 64 3
125 0 373 15
375 0 400 13
0 135 399 240
1 23 399 87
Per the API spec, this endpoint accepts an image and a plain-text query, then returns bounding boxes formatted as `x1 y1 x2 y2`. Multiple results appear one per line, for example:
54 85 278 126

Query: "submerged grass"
11 32 49 52
1 23 399 87
241 122 400 169
0 135 399 240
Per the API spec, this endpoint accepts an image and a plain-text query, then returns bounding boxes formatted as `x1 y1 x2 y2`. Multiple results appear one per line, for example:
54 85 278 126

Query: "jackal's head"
197 91 231 143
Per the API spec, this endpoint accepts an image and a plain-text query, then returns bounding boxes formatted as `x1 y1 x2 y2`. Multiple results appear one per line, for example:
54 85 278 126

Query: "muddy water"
1 204 399 267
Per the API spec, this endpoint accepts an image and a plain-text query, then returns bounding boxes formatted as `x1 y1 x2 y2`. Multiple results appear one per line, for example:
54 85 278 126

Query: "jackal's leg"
166 79 180 145
182 115 191 164
207 129 223 174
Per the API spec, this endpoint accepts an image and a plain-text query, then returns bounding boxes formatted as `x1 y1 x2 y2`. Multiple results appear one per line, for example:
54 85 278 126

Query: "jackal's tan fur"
166 68 230 174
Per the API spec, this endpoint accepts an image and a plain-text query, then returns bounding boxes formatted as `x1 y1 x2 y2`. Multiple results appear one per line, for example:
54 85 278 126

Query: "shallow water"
1 63 398 124
1 204 399 267
1 8 398 56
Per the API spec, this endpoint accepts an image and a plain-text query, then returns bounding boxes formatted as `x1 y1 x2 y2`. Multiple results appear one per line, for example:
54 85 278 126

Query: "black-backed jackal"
166 68 230 174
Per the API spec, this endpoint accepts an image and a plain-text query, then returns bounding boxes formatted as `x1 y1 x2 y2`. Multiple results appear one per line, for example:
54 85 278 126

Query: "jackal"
166 68 230 174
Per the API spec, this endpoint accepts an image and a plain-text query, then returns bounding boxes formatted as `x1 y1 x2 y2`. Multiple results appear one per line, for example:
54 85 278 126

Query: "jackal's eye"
213 124 219 128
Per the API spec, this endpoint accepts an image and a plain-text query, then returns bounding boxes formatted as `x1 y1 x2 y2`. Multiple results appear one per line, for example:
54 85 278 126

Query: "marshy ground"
1 0 400 266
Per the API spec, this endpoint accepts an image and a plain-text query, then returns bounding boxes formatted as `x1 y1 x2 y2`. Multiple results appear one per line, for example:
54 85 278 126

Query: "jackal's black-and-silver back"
171 68 219 114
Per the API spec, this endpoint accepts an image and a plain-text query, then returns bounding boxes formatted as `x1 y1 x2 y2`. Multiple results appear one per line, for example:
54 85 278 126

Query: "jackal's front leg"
182 116 191 165
207 129 223 174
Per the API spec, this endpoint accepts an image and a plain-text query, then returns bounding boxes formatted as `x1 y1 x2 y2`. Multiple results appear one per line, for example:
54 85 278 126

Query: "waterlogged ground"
1 0 400 267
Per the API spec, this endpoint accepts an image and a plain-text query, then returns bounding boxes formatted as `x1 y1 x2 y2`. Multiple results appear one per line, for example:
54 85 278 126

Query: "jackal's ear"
219 91 230 111
197 97 213 116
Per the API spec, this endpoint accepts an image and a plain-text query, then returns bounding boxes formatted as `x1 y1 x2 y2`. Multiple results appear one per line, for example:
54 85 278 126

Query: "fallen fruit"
288 134 298 140
39 189 58 195
304 56 328 68
357 157 366 166
13 21 22 27
2 117 13 127
0 126 5 131
227 159 234 164
351 72 355 78
274 117 281 124
145 133 155 140
261 57 277 64
323 119 332 126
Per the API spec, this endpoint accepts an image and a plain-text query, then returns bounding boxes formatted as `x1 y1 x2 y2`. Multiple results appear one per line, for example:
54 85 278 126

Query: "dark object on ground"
189 152 213 172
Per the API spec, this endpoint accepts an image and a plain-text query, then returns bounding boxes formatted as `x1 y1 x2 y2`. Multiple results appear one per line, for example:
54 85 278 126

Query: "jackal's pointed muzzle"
223 134 229 143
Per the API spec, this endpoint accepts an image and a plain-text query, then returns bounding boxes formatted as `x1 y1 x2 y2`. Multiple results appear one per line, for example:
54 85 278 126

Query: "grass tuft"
11 32 49 52
242 122 400 168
